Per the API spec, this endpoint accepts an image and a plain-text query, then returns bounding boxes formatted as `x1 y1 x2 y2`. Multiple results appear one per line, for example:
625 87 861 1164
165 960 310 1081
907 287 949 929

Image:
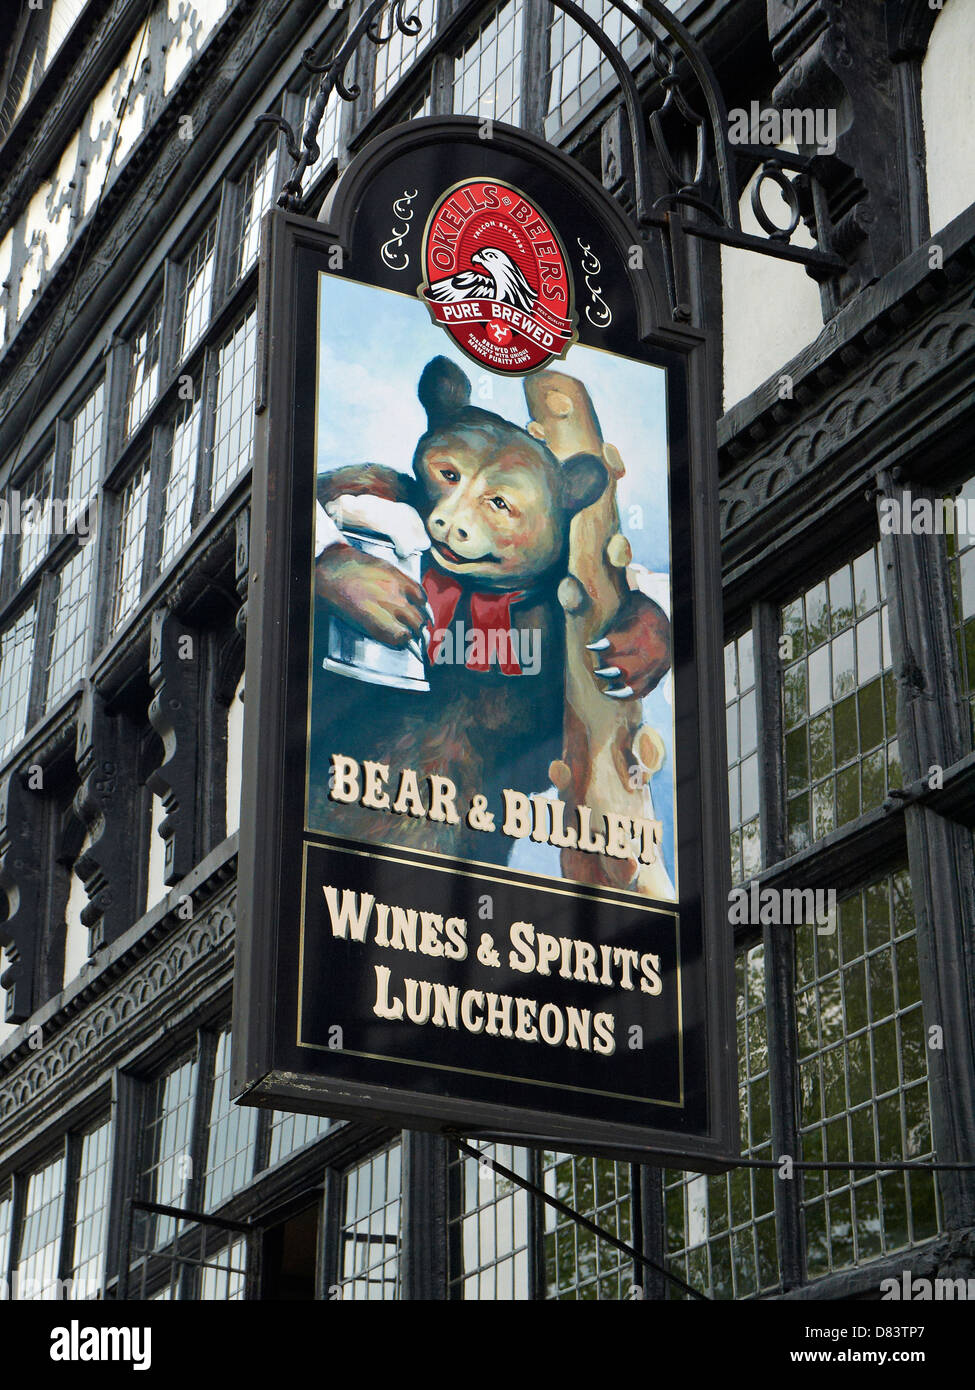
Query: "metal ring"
750 162 802 241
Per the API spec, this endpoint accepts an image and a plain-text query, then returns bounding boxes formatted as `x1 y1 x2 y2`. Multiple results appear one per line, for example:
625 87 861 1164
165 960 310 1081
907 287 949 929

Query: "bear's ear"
418 356 471 429
560 451 608 515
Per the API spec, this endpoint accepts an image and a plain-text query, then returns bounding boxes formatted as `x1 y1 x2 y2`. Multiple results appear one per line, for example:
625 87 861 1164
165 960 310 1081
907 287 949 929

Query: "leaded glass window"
543 1154 633 1299
210 310 257 507
68 1117 113 1299
178 220 217 361
16 1150 66 1299
203 1028 258 1210
373 0 436 105
18 450 53 582
159 391 200 572
143 1055 199 1247
782 544 900 851
726 630 760 884
233 135 279 282
111 461 151 631
338 1143 402 1299
0 602 37 760
198 1237 247 1300
797 870 940 1277
448 1143 530 1299
45 542 94 709
67 381 104 506
0 1182 13 1288
665 945 779 1298
453 1 524 125
545 0 640 136
125 297 162 436
267 1111 330 1167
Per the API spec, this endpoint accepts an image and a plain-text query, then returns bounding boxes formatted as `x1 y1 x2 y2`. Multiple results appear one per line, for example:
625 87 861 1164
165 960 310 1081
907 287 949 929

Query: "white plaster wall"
225 676 245 837
922 1 975 235
62 834 93 989
721 151 824 410
146 793 168 912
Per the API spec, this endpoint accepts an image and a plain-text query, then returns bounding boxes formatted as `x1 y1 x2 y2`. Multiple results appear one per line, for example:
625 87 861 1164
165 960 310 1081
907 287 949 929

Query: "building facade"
0 0 973 1300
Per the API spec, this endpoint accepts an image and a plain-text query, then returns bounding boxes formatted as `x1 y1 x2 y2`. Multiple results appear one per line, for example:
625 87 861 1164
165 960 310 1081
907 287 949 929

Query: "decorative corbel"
73 684 145 951
147 606 202 887
0 767 47 1022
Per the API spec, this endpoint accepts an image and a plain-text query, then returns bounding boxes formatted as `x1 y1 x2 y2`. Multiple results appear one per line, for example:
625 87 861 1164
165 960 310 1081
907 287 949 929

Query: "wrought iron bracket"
261 0 847 319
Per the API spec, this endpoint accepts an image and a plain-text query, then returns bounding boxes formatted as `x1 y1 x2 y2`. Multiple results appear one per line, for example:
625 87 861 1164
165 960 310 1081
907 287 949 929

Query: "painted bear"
308 355 670 866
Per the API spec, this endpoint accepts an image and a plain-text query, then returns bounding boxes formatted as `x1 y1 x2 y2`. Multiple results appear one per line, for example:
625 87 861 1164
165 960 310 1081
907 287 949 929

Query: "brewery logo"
419 179 576 374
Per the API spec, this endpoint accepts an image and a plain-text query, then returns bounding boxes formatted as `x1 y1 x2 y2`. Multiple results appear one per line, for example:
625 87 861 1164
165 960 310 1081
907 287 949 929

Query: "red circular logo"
419 179 576 375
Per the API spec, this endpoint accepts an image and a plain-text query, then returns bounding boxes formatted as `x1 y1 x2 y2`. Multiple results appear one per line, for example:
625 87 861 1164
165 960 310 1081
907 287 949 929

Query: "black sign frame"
232 117 737 1168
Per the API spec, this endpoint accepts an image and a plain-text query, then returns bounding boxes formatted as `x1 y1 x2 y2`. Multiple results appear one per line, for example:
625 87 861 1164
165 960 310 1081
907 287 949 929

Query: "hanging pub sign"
232 117 738 1166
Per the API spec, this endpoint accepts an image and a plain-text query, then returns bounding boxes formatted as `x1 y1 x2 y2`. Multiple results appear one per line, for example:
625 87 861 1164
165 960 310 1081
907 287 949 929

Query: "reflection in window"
125 298 162 436
143 1055 199 1247
726 630 760 884
665 945 779 1298
233 136 279 281
68 381 105 507
545 0 640 136
16 1151 66 1299
204 1029 257 1210
18 452 54 582
68 1118 113 1299
267 1110 330 1167
45 541 94 709
453 2 524 125
797 871 940 1278
543 1153 633 1299
945 477 975 738
159 392 201 573
339 1144 402 1299
210 310 257 507
179 221 217 361
0 603 37 760
448 1143 530 1299
373 0 435 104
111 462 151 632
782 545 899 852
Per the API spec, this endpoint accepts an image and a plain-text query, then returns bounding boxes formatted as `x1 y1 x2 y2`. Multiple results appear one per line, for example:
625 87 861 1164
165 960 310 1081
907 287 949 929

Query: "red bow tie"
422 567 525 675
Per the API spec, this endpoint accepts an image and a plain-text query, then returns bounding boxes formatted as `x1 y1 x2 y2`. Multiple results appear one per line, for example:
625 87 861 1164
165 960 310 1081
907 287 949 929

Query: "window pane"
453 2 524 125
0 603 37 760
233 135 279 281
159 392 200 572
211 310 257 507
267 1110 330 1167
543 1153 633 1300
781 544 898 853
68 1117 113 1300
448 1144 530 1300
18 451 54 582
796 870 941 1279
338 1143 402 1300
45 541 94 709
179 220 217 360
666 945 779 1299
17 1150 66 1299
125 298 162 436
726 630 761 885
373 0 435 105
545 0 645 136
198 1236 247 1300
111 462 151 631
68 381 105 505
944 479 975 737
142 1055 199 1247
298 64 343 194
203 1029 257 1210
